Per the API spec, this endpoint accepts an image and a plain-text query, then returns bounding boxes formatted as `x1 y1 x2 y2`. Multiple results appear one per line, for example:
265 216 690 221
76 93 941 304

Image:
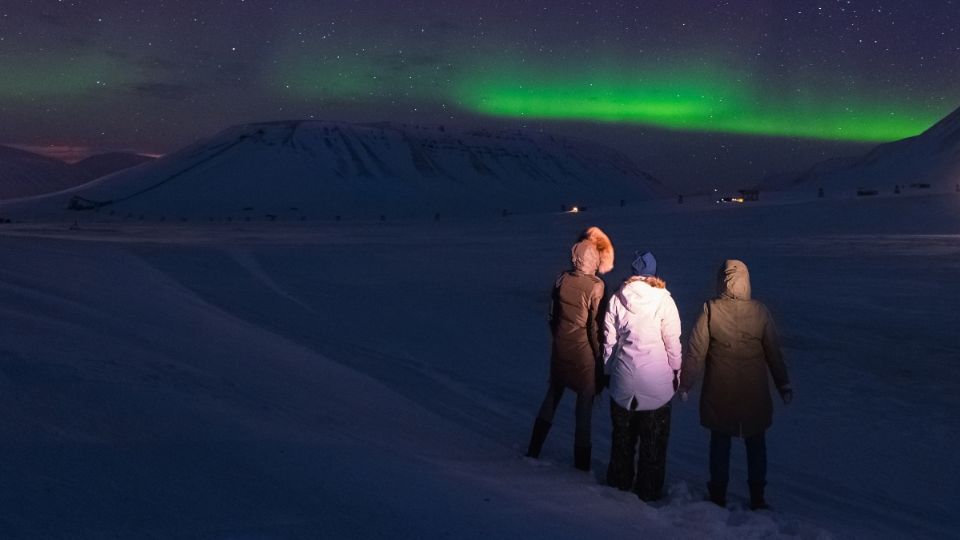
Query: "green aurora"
455 68 941 143
274 55 944 143
0 53 132 99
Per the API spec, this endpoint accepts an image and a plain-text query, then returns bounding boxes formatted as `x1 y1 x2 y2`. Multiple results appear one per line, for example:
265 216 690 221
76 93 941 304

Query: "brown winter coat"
680 260 790 437
548 227 613 394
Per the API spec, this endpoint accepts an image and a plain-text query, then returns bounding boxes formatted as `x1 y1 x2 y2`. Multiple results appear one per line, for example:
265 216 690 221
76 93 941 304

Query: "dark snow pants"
709 430 767 486
536 380 594 449
606 399 672 501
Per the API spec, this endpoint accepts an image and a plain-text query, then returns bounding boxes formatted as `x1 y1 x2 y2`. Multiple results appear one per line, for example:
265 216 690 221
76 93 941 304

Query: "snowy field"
1 193 958 539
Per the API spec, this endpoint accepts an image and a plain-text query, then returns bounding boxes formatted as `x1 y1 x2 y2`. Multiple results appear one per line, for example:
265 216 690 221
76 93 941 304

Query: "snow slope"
0 145 92 199
72 152 156 180
790 106 960 197
0 121 668 221
1 192 957 538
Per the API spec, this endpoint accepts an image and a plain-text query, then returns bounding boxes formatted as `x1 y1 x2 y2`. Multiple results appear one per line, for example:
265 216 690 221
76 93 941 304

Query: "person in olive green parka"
679 259 792 510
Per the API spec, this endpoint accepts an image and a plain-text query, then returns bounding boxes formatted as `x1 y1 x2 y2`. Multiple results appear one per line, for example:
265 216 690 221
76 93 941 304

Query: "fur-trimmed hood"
571 226 614 275
625 275 666 289
616 276 670 314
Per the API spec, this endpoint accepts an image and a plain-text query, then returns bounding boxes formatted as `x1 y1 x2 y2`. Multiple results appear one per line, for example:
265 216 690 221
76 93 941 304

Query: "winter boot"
706 481 727 507
574 445 592 471
634 485 662 503
749 482 769 510
525 418 551 458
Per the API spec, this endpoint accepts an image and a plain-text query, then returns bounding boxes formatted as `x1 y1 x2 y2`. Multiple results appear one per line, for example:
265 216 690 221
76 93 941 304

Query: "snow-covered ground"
1 193 957 538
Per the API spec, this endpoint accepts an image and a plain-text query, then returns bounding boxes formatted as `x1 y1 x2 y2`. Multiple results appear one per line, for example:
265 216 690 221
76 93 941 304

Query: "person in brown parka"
679 259 792 510
526 226 614 471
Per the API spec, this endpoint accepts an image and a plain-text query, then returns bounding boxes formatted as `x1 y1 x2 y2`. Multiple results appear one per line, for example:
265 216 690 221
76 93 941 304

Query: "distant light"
716 196 745 204
570 206 579 213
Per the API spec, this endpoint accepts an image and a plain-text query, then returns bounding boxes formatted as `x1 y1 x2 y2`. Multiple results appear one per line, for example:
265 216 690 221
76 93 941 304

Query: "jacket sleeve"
761 305 791 391
679 301 710 391
660 295 683 371
602 293 621 366
586 281 604 359
547 274 562 333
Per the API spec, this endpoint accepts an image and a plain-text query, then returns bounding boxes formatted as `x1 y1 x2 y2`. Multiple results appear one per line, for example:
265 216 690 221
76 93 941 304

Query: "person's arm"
547 274 563 333
761 305 792 403
586 281 604 359
679 301 710 393
602 294 622 368
660 296 683 372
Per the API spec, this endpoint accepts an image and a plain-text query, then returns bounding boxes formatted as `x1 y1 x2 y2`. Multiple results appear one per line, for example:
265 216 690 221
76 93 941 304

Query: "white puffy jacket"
603 277 682 411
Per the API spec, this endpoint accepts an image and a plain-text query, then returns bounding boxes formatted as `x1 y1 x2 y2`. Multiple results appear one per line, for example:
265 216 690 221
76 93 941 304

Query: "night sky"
2 0 958 189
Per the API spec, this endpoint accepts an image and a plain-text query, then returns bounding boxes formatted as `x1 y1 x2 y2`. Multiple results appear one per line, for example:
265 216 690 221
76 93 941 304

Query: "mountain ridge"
789 105 960 195
4 120 670 220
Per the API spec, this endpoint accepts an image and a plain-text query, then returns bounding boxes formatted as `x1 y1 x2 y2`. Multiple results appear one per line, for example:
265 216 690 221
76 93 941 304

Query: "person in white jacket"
602 251 682 501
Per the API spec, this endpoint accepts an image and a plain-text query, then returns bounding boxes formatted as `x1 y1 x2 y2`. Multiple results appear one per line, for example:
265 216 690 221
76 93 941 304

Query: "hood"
717 259 751 300
571 240 600 274
574 226 614 274
617 276 669 313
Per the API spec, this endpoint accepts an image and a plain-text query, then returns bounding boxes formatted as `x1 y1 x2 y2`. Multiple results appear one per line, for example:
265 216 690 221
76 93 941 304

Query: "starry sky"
1 0 958 189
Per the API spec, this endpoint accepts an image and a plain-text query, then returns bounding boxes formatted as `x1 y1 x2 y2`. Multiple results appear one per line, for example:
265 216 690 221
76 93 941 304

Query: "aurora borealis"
273 50 943 142
457 67 938 142
1 0 958 186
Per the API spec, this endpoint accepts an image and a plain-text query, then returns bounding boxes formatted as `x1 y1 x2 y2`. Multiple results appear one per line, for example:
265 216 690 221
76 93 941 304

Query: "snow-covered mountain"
72 152 155 180
790 105 960 196
3 121 669 220
0 147 156 202
0 145 92 199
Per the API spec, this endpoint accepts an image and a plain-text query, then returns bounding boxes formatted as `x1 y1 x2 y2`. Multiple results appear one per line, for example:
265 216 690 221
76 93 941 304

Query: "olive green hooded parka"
680 260 791 437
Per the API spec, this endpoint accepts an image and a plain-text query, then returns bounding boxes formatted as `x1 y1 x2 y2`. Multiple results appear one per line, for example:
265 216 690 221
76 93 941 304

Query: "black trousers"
709 430 767 486
606 399 672 501
535 380 594 449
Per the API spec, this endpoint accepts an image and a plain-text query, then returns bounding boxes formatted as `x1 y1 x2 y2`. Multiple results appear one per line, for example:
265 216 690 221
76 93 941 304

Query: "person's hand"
780 387 793 404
